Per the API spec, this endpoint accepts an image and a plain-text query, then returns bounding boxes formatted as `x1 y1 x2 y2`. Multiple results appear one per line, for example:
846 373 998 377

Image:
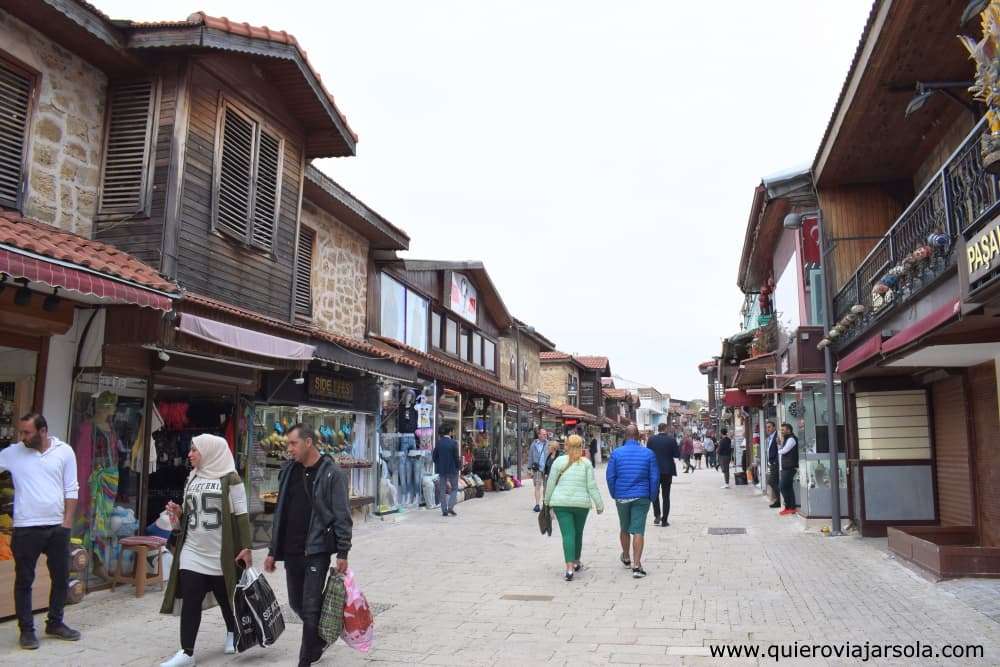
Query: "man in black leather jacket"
264 424 352 667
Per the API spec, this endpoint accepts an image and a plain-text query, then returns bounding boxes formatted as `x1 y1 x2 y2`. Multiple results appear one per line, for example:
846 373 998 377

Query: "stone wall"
301 200 369 339
1 10 107 236
498 335 542 396
541 362 576 407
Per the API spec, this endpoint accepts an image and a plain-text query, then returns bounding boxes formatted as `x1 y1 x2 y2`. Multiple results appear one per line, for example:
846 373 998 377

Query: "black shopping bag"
233 567 285 650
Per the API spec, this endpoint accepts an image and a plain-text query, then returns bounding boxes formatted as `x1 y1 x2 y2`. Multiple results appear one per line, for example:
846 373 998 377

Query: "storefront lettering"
308 374 354 403
967 221 1000 282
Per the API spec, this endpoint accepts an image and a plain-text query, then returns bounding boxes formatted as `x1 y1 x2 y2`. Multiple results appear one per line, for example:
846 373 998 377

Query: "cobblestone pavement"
3 466 1000 666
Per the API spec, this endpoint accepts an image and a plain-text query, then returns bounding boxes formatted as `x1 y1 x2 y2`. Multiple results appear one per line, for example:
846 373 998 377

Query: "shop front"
376 376 436 514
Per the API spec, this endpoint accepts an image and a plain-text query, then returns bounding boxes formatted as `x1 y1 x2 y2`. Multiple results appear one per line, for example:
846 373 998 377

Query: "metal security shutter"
294 226 315 317
0 61 32 209
214 106 254 241
931 376 974 526
99 80 156 214
251 129 281 250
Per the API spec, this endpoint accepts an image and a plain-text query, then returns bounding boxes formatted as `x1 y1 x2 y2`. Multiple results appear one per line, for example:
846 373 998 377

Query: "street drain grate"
708 527 747 535
501 593 554 602
281 601 394 624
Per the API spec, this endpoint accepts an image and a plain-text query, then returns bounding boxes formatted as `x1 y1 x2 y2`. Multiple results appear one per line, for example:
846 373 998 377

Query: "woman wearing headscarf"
544 435 604 581
159 434 252 667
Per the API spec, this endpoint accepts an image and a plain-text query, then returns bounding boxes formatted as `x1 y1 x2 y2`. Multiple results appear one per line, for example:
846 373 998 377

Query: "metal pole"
515 325 522 480
818 210 844 535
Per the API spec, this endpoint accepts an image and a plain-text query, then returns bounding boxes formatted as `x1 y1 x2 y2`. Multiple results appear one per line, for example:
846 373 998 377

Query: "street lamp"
783 210 883 536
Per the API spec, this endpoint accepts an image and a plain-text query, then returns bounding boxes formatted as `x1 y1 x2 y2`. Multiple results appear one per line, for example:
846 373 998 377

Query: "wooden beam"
32 336 49 413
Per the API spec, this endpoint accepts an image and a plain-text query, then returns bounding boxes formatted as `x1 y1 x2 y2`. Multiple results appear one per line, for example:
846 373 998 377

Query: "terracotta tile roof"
573 355 610 370
0 210 177 293
601 377 615 387
311 329 418 368
603 388 630 400
540 350 571 361
559 404 599 423
125 11 357 144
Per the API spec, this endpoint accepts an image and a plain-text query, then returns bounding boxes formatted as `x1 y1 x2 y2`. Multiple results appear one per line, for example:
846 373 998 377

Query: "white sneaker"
721 484 730 489
225 631 236 654
160 650 196 667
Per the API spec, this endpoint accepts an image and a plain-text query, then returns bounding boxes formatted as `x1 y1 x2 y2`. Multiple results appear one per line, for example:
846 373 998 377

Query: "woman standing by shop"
159 434 252 667
544 435 604 581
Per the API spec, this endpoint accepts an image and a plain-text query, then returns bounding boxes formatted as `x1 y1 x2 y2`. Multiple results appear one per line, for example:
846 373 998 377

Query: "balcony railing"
830 118 1000 351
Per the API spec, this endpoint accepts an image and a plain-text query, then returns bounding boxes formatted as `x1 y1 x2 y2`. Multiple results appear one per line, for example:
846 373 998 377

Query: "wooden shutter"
294 226 315 317
215 106 254 241
250 128 281 250
0 61 32 209
99 80 155 214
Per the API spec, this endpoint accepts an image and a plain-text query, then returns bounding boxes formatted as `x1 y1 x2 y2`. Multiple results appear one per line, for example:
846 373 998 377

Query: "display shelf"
336 461 373 469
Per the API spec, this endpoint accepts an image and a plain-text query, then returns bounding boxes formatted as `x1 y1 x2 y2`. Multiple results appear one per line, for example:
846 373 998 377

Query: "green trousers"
553 507 590 563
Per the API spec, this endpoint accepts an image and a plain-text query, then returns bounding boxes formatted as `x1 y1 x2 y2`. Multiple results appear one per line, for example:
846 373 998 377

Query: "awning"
178 313 315 360
0 247 174 311
836 333 882 374
733 352 777 387
724 388 762 408
882 299 962 356
313 338 418 382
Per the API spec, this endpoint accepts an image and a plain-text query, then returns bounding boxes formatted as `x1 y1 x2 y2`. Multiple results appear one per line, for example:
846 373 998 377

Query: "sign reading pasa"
967 220 1000 284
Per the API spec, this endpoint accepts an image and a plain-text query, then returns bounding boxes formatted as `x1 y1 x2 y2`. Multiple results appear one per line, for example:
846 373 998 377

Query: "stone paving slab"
2 465 999 666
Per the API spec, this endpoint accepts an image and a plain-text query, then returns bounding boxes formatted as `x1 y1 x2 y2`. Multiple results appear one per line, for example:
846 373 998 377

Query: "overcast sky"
101 1 873 400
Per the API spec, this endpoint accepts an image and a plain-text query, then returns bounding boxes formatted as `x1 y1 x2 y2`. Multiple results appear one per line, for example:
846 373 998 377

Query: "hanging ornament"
927 232 950 248
851 304 866 315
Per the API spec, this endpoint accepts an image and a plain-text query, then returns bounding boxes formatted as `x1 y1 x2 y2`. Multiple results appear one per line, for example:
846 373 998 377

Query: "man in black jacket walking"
646 424 678 527
764 421 781 508
432 424 461 517
717 428 733 488
265 424 352 667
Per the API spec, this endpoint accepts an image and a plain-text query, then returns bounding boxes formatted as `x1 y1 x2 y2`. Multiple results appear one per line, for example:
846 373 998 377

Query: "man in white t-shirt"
0 413 81 650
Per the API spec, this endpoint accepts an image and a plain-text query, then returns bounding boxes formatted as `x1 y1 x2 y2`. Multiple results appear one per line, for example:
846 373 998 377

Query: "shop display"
377 381 437 514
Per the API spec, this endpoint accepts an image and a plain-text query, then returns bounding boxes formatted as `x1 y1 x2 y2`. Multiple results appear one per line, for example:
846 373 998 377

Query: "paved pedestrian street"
3 469 1000 667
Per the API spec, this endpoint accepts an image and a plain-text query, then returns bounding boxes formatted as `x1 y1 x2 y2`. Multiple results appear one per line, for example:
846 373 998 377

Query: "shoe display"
19 631 39 650
160 650 197 667
225 632 236 655
44 622 81 641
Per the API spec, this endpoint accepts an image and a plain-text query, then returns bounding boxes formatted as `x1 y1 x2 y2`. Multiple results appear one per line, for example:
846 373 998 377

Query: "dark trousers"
179 569 236 654
767 462 780 501
439 472 459 514
12 525 70 632
651 474 673 522
706 451 717 469
285 553 331 666
719 455 732 484
682 455 692 472
780 467 798 510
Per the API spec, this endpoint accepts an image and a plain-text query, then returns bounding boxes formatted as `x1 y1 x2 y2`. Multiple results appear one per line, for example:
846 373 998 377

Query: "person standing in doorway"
432 423 461 517
778 423 800 515
0 414 80 651
606 425 659 578
680 433 694 473
265 424 353 667
717 428 734 489
544 435 604 581
528 429 549 512
703 432 717 469
765 421 781 508
646 424 678 527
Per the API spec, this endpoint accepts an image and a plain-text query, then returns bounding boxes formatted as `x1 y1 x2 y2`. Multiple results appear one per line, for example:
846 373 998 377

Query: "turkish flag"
801 216 821 266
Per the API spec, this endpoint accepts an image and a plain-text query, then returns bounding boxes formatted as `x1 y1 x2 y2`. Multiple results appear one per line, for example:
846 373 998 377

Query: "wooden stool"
111 536 167 598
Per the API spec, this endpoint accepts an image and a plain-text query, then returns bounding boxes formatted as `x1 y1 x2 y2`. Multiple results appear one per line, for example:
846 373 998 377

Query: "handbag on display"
233 567 285 651
319 571 347 645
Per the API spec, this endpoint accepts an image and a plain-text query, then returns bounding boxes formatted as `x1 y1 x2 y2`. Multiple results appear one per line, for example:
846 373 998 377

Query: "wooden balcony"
830 118 1000 352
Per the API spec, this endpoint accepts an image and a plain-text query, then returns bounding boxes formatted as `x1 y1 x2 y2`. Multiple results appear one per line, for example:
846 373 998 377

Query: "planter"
887 526 1000 578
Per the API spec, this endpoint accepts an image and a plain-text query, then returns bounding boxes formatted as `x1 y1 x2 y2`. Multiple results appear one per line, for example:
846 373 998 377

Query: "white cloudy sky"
100 1 873 400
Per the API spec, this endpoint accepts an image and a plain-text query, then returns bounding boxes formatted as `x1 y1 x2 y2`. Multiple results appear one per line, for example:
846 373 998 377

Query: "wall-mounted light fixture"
13 279 31 306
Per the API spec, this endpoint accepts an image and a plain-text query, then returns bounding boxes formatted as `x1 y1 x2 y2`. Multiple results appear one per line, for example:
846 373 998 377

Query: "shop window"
379 273 428 351
484 338 495 372
460 329 470 361
294 226 315 318
0 58 34 210
445 317 458 354
472 332 483 366
98 79 157 215
212 102 284 251
431 311 441 348
406 290 428 351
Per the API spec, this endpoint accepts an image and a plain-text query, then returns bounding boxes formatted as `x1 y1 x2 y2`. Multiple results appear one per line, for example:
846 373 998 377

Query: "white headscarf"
189 433 237 480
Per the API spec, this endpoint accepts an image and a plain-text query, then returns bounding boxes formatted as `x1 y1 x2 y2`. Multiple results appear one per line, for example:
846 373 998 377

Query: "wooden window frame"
96 77 160 219
0 52 39 212
431 311 442 349
293 224 316 318
379 272 430 352
211 94 285 254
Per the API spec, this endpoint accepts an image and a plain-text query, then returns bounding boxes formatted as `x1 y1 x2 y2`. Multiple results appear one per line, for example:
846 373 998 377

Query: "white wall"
43 308 105 440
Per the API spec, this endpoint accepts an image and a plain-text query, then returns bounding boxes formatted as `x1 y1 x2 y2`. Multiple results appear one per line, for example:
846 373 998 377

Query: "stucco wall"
1 10 107 236
301 200 369 339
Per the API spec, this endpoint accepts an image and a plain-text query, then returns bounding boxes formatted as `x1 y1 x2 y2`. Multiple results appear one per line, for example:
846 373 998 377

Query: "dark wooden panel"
968 362 1000 547
931 376 974 526
102 344 152 376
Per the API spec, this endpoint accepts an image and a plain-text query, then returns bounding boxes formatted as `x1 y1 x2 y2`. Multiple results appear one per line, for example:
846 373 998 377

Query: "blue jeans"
439 473 459 514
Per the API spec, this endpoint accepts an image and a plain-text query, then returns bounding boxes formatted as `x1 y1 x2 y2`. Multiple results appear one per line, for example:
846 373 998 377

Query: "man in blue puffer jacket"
606 425 659 578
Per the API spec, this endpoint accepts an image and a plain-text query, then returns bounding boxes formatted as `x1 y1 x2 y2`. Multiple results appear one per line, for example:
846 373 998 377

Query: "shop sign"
308 373 354 403
564 418 579 426
446 271 478 324
967 219 1000 283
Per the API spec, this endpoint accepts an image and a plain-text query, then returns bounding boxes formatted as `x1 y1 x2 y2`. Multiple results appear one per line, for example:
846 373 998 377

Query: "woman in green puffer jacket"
544 434 604 581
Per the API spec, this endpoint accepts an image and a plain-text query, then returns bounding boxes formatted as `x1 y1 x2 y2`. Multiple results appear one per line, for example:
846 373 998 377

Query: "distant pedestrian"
544 435 604 581
606 425 659 579
528 429 550 512
646 424 679 527
543 440 561 494
778 423 799 515
681 434 694 473
432 423 461 517
717 428 733 488
0 413 80 651
764 421 781 508
693 436 704 469
589 437 598 465
703 433 717 469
